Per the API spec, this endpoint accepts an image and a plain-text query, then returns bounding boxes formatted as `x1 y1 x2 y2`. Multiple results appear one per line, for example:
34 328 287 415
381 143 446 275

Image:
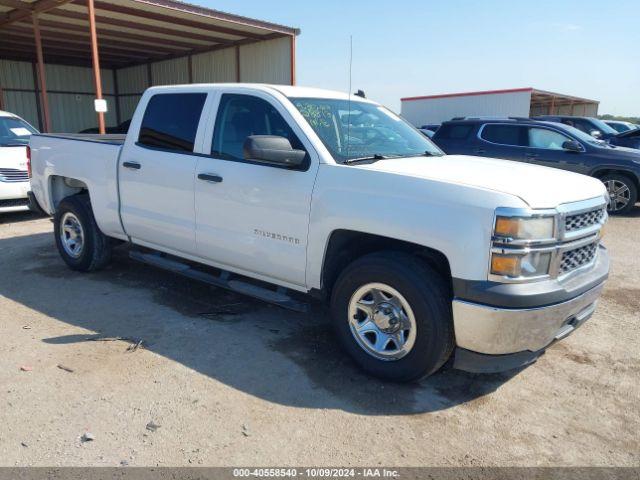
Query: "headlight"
491 250 552 279
491 212 556 280
494 215 555 240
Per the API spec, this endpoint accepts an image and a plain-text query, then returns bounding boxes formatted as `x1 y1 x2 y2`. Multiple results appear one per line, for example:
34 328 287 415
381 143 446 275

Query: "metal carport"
0 0 299 133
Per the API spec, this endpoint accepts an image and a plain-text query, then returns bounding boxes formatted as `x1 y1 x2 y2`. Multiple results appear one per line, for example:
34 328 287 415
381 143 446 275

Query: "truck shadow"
1 230 520 416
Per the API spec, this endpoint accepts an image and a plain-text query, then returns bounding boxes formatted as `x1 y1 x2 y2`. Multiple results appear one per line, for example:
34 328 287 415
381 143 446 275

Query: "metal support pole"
290 35 296 86
113 68 121 125
87 0 105 134
32 14 51 132
235 45 240 82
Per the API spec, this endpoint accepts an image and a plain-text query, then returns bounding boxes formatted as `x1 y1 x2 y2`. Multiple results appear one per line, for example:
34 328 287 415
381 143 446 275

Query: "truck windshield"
290 98 443 163
0 116 38 146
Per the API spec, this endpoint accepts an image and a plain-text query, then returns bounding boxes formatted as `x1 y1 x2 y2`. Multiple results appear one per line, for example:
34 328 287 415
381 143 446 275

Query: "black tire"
330 251 454 382
54 194 112 272
601 173 637 215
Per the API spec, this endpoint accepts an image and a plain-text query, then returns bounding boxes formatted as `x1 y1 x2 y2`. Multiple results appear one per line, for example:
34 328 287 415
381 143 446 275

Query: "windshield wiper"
343 153 391 164
406 151 443 157
0 143 27 147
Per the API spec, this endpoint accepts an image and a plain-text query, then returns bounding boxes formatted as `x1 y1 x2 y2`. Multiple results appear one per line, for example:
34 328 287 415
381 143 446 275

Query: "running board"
129 250 308 313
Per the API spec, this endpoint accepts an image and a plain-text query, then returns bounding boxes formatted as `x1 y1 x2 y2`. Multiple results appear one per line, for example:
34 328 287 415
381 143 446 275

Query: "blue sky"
201 0 640 116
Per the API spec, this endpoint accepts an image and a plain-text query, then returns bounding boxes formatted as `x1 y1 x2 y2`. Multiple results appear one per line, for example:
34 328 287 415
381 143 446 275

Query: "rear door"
476 124 528 161
524 126 588 174
193 91 319 288
432 123 477 155
119 91 208 254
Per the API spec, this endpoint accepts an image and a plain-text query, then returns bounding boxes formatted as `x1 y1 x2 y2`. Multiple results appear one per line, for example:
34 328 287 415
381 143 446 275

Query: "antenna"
347 35 353 157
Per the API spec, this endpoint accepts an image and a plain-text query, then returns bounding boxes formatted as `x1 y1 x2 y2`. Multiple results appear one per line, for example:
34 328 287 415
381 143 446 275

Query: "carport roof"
402 88 599 106
0 0 300 68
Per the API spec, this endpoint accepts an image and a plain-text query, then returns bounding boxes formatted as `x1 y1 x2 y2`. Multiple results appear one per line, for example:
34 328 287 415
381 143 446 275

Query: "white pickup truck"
29 84 610 381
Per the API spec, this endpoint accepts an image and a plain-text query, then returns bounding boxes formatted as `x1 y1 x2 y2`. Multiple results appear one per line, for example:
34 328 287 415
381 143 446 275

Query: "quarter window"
480 124 527 146
528 127 571 150
138 93 207 153
212 94 305 163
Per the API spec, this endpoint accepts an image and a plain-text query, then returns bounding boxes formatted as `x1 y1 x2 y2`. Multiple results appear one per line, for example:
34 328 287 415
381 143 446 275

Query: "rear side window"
212 94 304 162
138 93 207 153
480 124 527 146
436 124 474 140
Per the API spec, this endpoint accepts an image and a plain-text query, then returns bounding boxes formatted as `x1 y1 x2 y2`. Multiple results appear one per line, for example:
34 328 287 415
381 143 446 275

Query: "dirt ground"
0 210 638 467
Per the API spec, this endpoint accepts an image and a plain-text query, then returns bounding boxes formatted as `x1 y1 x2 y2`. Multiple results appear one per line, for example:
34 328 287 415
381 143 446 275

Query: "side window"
138 93 207 153
436 124 473 139
564 118 592 134
528 127 571 150
480 124 527 146
212 94 305 163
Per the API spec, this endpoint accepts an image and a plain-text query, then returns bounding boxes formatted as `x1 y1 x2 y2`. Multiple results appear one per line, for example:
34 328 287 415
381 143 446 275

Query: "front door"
194 92 319 288
524 126 588 174
119 92 208 254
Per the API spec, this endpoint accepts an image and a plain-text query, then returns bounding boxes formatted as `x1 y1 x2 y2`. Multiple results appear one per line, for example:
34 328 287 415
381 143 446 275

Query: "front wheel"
330 252 454 382
602 173 637 215
54 194 112 272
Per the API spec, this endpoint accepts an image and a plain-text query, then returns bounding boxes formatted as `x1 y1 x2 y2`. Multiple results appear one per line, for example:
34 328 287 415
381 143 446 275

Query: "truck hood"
358 154 606 209
0 145 29 169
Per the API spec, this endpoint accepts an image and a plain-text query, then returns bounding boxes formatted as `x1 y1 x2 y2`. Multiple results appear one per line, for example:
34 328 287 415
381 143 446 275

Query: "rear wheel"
602 173 637 214
330 252 454 382
54 194 112 272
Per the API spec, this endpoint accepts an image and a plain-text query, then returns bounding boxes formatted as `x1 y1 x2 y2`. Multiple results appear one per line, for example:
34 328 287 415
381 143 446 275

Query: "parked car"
419 128 435 138
79 119 131 135
432 118 640 214
29 84 609 381
0 110 38 213
420 123 441 133
604 120 639 133
535 115 640 151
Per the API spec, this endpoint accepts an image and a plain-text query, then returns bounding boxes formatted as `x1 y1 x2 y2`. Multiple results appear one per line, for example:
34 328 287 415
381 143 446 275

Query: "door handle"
123 161 141 170
475 149 486 155
198 173 223 183
525 153 540 158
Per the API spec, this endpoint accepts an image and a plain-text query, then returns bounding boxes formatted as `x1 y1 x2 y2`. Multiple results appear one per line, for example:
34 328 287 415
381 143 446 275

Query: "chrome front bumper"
452 282 604 356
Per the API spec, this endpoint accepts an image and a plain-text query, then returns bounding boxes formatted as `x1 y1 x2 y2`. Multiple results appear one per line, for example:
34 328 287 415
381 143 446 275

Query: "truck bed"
29 133 126 239
34 133 126 145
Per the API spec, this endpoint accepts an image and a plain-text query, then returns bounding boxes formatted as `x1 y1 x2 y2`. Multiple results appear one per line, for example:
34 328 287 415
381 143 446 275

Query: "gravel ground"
0 210 638 467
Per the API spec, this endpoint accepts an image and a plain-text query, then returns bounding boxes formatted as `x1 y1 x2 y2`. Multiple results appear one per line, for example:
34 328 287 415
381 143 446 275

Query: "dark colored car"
432 118 640 214
79 119 131 135
535 115 640 151
420 123 441 133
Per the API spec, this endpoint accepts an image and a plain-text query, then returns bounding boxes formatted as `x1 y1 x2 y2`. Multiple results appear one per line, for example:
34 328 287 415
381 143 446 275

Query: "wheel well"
320 230 452 299
592 169 639 191
49 176 88 211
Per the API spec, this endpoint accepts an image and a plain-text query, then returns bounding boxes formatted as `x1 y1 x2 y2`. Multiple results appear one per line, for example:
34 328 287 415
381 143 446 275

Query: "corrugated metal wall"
1 37 292 132
401 91 533 125
0 59 39 128
239 37 291 84
0 59 117 132
192 47 236 83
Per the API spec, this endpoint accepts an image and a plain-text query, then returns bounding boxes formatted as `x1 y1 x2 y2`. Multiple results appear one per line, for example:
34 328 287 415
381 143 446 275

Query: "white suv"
0 110 38 213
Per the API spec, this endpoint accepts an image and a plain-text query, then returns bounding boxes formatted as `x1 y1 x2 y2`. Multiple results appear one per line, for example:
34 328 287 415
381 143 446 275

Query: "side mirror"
243 135 306 168
562 140 583 152
590 129 603 139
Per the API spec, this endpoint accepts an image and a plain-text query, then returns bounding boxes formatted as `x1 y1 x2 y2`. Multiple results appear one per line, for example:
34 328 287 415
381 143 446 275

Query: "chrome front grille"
565 207 606 233
0 168 29 182
560 242 598 275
